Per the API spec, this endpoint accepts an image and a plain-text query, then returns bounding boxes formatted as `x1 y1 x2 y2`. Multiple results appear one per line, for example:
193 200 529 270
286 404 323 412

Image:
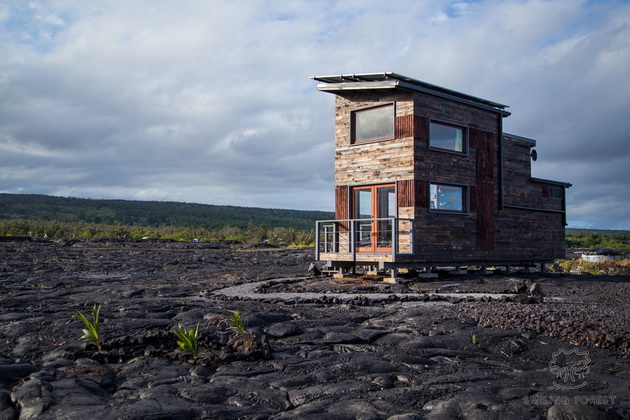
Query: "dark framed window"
548 187 563 199
429 121 467 154
351 104 395 143
429 182 467 213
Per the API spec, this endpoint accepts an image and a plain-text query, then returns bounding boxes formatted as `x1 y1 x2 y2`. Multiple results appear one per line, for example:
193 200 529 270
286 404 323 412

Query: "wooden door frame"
351 183 396 252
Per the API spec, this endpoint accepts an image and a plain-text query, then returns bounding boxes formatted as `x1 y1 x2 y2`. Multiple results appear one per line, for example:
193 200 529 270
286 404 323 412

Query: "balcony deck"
315 218 414 264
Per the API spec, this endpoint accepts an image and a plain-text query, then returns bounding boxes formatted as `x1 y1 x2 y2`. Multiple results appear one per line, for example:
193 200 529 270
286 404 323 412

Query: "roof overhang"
311 72 511 117
531 177 573 188
504 132 537 147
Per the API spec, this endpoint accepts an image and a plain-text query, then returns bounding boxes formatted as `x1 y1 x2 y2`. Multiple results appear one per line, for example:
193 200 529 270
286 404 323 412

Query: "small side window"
429 183 467 213
351 104 395 143
429 121 467 154
548 187 563 199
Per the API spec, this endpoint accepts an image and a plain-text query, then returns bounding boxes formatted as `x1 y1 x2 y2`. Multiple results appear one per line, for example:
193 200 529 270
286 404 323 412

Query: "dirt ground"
0 239 628 419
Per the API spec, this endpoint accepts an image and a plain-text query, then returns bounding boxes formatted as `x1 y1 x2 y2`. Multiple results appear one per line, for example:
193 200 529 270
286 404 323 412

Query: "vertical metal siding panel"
475 131 494 180
473 129 495 250
395 115 414 139
335 185 349 232
477 181 495 250
397 179 415 208
470 186 477 213
335 186 349 220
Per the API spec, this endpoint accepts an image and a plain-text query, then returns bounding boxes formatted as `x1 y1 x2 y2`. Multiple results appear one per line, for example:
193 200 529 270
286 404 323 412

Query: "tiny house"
312 73 571 276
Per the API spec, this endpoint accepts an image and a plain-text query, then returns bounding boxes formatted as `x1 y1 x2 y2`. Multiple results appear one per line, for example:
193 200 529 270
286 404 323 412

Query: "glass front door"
353 184 396 251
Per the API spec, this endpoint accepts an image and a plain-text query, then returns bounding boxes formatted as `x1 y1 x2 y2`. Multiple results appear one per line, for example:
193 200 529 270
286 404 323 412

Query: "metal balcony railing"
315 218 414 262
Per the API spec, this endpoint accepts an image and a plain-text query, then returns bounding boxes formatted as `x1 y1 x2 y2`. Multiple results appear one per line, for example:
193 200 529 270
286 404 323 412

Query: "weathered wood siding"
493 210 566 260
328 87 567 265
497 134 566 260
503 135 565 212
410 92 501 261
334 92 415 187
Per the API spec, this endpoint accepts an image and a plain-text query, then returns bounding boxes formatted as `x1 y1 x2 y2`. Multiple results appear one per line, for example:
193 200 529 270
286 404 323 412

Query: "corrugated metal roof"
311 72 509 111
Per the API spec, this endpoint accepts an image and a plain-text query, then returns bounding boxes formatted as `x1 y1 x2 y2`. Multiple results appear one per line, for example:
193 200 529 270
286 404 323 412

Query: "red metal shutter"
471 129 495 251
397 180 415 208
395 115 414 139
335 186 349 233
335 186 349 220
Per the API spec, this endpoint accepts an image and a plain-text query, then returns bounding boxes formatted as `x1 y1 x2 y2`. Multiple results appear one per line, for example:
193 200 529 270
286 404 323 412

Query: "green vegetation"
75 304 102 352
0 218 315 245
0 193 333 231
172 324 200 357
0 193 330 244
227 311 245 334
565 230 630 249
3 194 629 248
209 311 259 355
471 334 482 349
552 259 630 275
209 311 246 333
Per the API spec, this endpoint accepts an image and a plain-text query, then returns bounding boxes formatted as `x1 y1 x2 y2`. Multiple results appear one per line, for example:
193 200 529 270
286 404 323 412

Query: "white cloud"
1 0 629 228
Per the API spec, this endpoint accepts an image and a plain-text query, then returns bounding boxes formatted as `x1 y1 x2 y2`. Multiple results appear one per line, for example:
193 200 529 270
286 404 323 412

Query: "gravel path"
212 276 515 302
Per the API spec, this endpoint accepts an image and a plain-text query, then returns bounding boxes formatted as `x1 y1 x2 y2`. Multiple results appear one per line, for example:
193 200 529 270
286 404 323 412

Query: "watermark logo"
548 347 591 390
522 347 616 406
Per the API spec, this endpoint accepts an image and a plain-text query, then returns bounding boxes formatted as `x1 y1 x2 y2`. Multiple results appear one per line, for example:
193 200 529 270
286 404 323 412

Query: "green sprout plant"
75 304 102 352
227 311 245 333
173 323 200 357
208 310 245 333
471 334 482 349
208 310 260 355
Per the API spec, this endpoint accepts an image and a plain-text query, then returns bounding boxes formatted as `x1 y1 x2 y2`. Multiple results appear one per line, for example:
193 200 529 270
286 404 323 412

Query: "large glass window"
351 104 394 143
430 121 466 153
430 183 466 213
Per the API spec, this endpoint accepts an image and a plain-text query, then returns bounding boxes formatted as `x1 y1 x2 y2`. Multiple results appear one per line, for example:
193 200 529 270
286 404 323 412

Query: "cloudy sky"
1 0 629 229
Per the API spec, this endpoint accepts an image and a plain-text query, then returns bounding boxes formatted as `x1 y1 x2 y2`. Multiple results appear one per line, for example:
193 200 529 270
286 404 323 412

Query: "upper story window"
429 121 467 154
351 103 395 143
429 182 467 213
548 187 563 199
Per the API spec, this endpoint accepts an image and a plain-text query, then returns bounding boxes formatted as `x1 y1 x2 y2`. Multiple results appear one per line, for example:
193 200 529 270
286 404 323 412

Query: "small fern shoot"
75 304 102 351
173 323 200 357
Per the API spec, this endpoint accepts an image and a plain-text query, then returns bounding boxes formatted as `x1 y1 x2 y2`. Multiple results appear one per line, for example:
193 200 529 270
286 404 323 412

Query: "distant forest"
1 194 629 248
0 194 333 231
565 229 630 250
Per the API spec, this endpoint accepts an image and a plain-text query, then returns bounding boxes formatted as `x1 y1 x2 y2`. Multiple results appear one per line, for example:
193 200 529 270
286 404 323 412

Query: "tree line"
2 194 629 248
0 193 334 231
0 219 315 245
565 231 630 249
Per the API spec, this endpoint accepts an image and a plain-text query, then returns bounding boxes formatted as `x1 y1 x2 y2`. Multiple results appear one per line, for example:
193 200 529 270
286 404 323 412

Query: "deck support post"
419 266 438 279
449 266 467 275
383 267 404 284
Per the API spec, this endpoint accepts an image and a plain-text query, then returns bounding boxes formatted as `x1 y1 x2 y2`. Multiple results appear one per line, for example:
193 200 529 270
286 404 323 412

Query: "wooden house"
312 73 571 277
